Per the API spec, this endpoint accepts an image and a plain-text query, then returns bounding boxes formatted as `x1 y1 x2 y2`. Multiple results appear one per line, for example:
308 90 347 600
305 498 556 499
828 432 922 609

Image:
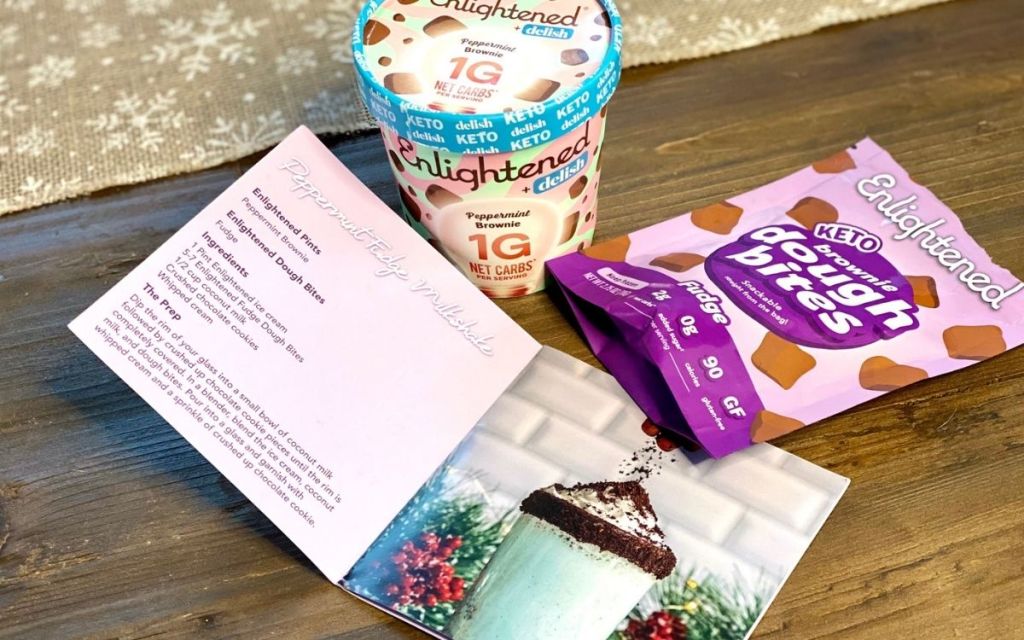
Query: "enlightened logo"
704 224 919 349
398 120 591 191
428 0 584 26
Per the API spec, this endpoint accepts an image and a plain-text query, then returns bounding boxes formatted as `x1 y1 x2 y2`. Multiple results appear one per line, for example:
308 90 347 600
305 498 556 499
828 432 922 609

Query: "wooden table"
2 0 1022 637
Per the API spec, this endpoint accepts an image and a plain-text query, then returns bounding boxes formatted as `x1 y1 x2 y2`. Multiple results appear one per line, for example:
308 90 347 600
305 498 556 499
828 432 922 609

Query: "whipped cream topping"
545 483 665 545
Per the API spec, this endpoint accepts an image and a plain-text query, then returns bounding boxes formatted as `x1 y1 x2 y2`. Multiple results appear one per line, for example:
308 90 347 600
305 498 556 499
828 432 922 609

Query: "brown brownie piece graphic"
583 235 630 262
388 150 404 173
561 49 589 66
786 196 838 230
425 184 462 208
383 72 422 95
906 275 939 308
649 253 704 273
691 201 743 235
812 150 856 173
751 332 817 390
423 15 467 38
559 211 580 244
859 356 928 391
516 79 561 103
943 325 1006 360
750 410 805 443
363 19 391 46
568 175 588 199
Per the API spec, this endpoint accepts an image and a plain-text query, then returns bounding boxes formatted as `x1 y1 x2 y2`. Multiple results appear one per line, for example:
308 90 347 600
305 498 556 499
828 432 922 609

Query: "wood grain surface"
2 0 1023 637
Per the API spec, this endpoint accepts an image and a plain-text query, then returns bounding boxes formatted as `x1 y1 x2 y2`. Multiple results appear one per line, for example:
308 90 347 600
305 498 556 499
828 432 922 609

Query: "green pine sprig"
345 465 512 630
615 569 767 640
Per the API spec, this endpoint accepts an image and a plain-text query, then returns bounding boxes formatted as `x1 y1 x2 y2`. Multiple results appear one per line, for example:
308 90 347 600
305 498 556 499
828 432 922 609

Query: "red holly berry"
624 611 687 640
371 532 467 609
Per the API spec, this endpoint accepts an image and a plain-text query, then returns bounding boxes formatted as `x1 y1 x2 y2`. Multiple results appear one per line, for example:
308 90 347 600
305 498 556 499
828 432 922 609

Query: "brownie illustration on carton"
548 138 1024 457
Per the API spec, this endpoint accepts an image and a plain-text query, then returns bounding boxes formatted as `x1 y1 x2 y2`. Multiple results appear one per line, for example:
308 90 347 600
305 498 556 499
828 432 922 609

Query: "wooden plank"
1 0 1022 637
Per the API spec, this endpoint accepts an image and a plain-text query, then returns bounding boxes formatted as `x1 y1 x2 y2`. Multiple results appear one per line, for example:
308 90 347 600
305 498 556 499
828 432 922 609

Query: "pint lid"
352 0 623 155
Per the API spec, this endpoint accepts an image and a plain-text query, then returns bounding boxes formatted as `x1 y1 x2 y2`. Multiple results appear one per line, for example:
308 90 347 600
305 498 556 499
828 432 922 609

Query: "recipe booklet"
69 127 848 640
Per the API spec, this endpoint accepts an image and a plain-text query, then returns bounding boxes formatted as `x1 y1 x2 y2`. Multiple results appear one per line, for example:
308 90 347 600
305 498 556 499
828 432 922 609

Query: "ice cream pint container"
352 0 624 298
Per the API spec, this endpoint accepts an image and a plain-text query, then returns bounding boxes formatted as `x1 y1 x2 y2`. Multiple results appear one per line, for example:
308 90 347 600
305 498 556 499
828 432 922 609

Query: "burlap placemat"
0 0 949 215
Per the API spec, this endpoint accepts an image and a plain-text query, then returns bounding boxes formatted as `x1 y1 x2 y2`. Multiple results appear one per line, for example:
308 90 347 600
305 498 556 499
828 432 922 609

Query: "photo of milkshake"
344 350 849 640
446 481 677 639
352 0 624 297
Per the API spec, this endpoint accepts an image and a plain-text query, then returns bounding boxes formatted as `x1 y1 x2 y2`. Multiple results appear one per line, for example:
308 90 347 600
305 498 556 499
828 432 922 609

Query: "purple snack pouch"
548 138 1024 457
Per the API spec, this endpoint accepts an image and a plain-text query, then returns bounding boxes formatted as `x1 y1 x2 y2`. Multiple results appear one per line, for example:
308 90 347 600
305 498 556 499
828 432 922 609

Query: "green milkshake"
447 481 677 639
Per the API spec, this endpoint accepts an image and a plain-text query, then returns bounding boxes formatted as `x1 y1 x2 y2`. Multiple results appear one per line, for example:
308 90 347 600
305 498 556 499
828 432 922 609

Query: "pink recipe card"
69 126 541 583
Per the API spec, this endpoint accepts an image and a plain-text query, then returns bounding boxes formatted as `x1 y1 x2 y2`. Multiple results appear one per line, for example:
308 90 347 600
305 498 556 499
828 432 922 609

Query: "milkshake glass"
352 0 624 298
446 481 677 639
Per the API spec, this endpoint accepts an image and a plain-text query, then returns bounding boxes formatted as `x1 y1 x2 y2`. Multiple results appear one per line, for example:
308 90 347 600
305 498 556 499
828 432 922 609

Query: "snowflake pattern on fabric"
0 0 953 215
27 56 76 89
272 0 308 12
863 0 926 10
631 14 675 47
276 47 318 76
2 0 36 11
303 89 366 130
0 25 21 52
142 3 268 81
80 22 122 49
13 125 56 157
0 76 27 119
126 0 171 16
180 111 288 164
64 0 104 13
694 17 782 55
86 91 189 152
1 176 85 212
303 0 357 64
811 6 863 26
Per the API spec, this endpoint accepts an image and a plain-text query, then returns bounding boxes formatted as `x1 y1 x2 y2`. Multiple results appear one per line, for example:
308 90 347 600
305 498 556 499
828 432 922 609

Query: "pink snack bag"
547 138 1024 457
